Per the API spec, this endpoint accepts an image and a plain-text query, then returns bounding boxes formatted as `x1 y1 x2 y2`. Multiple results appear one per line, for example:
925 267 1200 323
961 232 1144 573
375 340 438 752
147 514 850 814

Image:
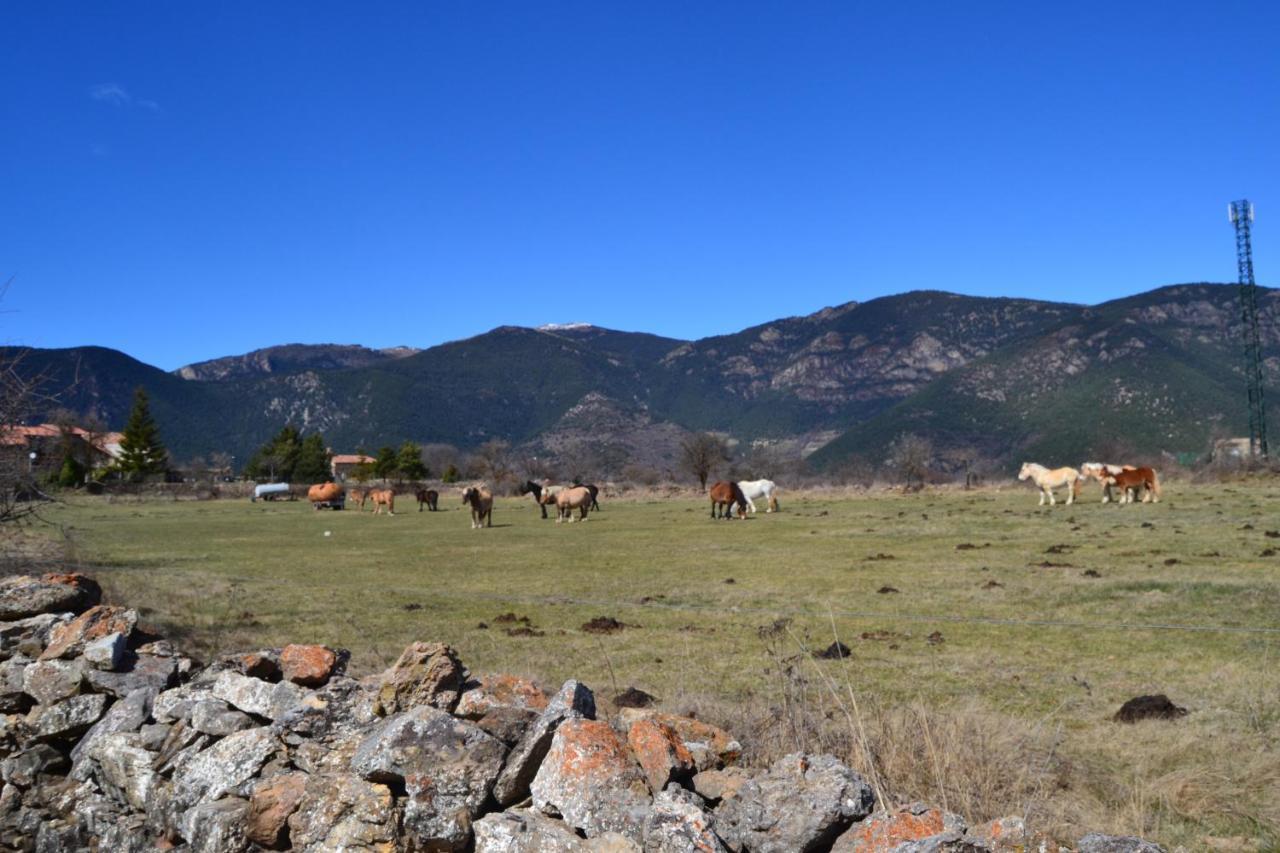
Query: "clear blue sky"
3 2 1277 370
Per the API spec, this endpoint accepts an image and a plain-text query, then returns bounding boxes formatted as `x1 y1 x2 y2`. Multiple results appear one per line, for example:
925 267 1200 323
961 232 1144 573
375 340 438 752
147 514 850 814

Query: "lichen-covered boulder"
626 718 696 793
86 651 179 698
0 574 101 621
714 753 875 853
0 613 72 661
85 733 160 811
21 659 85 706
458 673 550 718
286 772 399 851
191 699 255 736
1078 833 1167 853
373 641 467 715
32 693 109 741
170 727 279 815
617 709 741 771
831 803 967 851
494 679 596 806
1 743 68 788
643 786 728 853
211 671 308 721
71 686 155 772
83 632 128 671
246 771 307 849
474 807 595 851
690 767 752 804
531 718 651 841
39 605 137 661
280 643 342 687
351 704 508 850
180 796 250 853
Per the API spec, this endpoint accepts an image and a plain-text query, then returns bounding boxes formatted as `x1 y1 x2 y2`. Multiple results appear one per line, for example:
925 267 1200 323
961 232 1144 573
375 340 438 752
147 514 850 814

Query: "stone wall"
0 573 1166 853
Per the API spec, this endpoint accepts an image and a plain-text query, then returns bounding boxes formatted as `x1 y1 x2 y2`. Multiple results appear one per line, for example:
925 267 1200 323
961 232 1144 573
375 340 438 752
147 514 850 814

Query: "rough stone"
191 699 255 736
0 574 101 621
32 693 109 741
627 718 696 793
86 733 159 811
494 679 596 806
373 640 467 715
83 632 127 671
280 643 342 687
287 772 399 851
0 657 32 713
180 796 250 853
235 650 281 681
86 652 179 698
246 771 307 849
831 803 968 851
39 605 137 661
351 704 508 850
457 673 550 719
71 686 154 771
714 753 875 853
171 727 279 811
617 709 741 771
1 744 67 788
531 718 651 841
21 660 84 706
152 682 212 723
691 767 752 804
0 614 72 662
474 807 594 851
971 816 1030 852
644 786 728 852
211 670 309 721
1078 833 1168 853
476 704 542 745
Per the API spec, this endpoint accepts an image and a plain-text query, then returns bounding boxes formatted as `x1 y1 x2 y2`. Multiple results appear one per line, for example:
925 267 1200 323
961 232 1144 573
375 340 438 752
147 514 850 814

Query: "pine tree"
118 387 168 479
245 425 302 482
396 441 428 481
294 434 332 484
373 446 398 481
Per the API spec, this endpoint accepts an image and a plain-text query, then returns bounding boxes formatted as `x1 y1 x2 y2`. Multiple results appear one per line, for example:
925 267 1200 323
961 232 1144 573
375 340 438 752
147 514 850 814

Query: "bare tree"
680 432 731 490
0 350 51 522
475 439 513 487
887 432 933 490
420 443 459 478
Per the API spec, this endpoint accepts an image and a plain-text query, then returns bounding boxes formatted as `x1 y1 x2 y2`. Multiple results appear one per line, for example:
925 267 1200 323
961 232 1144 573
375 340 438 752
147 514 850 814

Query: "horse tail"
1149 468 1161 499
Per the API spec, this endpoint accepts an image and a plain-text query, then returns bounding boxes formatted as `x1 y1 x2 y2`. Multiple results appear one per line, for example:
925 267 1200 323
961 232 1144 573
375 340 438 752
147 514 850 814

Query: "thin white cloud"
90 83 160 111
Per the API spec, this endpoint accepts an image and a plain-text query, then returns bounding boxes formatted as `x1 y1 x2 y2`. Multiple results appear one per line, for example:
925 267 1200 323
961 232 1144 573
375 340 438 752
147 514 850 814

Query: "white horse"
1018 462 1079 506
1078 462 1135 504
737 479 779 513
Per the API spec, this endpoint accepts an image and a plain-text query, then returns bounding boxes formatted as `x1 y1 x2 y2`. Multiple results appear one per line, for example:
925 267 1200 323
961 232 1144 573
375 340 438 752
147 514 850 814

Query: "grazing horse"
572 481 602 512
307 482 344 509
1078 463 1135 503
1017 463 1079 506
520 481 564 519
415 488 439 512
709 480 748 519
462 486 494 528
1102 467 1161 504
368 488 396 515
553 486 593 523
737 479 780 513
347 488 368 511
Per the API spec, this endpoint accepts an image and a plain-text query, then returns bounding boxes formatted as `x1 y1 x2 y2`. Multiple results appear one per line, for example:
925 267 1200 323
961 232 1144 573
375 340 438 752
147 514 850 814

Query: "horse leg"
1065 482 1074 505
1038 488 1046 506
1047 486 1055 506
745 496 757 514
710 500 717 519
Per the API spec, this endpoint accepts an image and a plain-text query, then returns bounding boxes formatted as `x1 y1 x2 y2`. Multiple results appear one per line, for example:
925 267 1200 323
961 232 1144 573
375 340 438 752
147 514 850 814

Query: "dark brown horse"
572 481 601 512
709 481 748 520
415 488 439 512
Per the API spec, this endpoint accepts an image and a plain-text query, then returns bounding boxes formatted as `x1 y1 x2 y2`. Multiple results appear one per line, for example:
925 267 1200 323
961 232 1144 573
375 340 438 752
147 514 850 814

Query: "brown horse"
553 486 593 523
709 481 748 519
347 488 368 512
368 488 396 515
307 482 344 509
462 486 493 528
415 488 439 512
1103 467 1161 503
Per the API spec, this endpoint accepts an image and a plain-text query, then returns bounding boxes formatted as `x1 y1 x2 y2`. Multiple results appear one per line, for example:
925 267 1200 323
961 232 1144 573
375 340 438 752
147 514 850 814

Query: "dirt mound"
581 616 629 634
613 687 657 708
814 641 853 660
1113 694 1188 723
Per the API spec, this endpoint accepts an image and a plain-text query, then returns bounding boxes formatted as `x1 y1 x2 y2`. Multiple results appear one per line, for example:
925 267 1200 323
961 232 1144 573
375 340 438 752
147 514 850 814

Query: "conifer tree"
293 434 332 484
373 446 398 481
396 441 428 481
117 387 168 478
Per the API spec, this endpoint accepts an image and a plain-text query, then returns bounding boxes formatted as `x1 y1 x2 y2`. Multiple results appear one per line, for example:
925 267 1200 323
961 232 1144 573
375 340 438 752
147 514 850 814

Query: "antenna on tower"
1229 199 1268 459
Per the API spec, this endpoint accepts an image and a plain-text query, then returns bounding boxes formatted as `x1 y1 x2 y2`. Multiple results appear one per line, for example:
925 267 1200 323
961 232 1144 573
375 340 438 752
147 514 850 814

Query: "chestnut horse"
553 486 593 523
1103 467 1161 503
709 481 748 519
347 488 368 512
462 486 494 528
415 488 439 512
368 489 396 515
1078 463 1135 504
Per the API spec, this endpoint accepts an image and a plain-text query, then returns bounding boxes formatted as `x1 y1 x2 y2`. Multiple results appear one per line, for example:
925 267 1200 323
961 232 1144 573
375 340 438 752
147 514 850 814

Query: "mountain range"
7 283 1276 476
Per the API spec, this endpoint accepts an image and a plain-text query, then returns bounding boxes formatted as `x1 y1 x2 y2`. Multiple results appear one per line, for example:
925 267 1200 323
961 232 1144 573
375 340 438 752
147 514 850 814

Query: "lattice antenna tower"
1229 199 1268 458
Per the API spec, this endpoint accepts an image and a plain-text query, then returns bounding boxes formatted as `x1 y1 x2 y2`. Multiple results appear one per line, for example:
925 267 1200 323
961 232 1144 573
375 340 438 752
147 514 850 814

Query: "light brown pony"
709 481 748 519
1102 467 1161 503
462 486 494 529
347 488 368 511
307 482 343 509
553 486 592 523
368 488 395 515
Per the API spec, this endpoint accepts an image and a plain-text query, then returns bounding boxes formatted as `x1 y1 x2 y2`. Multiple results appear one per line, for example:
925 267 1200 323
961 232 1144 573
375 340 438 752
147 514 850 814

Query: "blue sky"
3 2 1277 370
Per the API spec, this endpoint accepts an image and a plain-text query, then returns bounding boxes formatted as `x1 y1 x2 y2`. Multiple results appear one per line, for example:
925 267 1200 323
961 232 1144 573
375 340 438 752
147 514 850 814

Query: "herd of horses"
1018 461 1162 506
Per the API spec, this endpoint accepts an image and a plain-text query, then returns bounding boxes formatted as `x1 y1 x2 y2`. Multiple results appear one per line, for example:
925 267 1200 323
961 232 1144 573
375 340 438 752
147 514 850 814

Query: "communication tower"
1229 199 1268 459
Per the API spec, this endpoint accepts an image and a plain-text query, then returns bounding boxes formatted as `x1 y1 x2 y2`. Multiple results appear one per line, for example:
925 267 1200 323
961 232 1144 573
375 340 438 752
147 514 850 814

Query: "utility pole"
1229 199 1268 459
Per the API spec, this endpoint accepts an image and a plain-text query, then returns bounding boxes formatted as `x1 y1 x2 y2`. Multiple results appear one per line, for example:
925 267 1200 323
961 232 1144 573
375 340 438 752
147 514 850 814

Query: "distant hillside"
174 343 420 381
8 284 1273 473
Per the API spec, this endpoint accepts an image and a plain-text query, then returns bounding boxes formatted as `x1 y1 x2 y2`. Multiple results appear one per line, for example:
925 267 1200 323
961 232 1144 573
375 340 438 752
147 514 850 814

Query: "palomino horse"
709 481 748 519
415 488 439 512
1017 463 1079 506
1078 463 1135 504
1102 467 1161 503
737 479 779 513
307 482 344 509
520 481 564 519
572 481 602 512
553 486 593 523
368 489 395 515
462 486 494 528
347 488 368 511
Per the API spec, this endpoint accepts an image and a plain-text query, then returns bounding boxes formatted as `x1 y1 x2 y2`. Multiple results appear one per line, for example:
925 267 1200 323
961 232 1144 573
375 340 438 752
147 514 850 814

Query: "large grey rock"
180 796 250 853
71 686 155 771
83 632 127 671
714 753 875 853
286 772 400 851
1078 833 1167 853
531 718 651 842
0 574 100 621
21 660 84 706
494 679 596 806
0 657 32 713
644 786 728 852
86 653 178 699
191 699 255 736
373 640 468 715
86 733 160 810
32 693 109 741
0 743 67 787
152 682 212 723
171 727 279 811
211 671 308 721
475 807 594 851
831 803 970 852
351 704 508 850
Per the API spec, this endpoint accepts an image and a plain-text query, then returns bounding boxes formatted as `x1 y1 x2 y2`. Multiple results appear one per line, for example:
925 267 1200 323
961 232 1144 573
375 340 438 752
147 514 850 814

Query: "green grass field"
19 482 1280 848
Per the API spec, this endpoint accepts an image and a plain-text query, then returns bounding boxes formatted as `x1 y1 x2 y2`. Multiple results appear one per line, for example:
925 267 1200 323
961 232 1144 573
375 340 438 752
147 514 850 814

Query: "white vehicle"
252 483 291 502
